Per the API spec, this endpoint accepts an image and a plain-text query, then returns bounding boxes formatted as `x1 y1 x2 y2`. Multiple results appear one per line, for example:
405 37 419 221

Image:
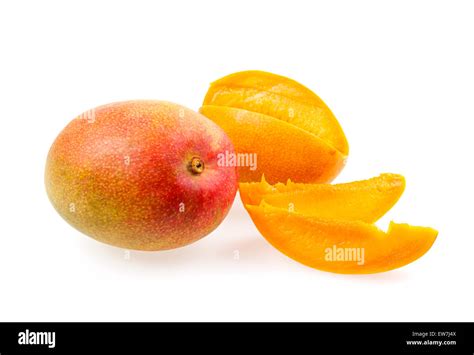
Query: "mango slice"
200 105 346 184
200 70 348 183
246 204 438 274
240 173 405 223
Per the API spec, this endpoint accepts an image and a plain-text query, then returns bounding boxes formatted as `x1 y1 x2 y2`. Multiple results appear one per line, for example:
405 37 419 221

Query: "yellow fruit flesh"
204 86 348 155
246 204 438 274
200 70 349 184
200 105 346 184
241 173 406 223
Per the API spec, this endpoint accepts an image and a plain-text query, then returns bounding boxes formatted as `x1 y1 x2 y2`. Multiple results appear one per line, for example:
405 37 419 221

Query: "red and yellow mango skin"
45 101 238 251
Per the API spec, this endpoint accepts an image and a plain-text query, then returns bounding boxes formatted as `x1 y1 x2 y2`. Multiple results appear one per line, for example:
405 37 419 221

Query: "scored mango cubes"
200 70 348 184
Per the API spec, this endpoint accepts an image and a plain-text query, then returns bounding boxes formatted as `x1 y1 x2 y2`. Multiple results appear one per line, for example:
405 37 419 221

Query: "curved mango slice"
200 105 346 184
203 70 349 155
240 173 405 223
246 204 438 274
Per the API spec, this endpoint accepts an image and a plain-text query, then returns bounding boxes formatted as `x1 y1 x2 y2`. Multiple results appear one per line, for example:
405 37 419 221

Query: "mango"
45 101 238 251
240 173 406 223
200 70 348 184
246 203 438 274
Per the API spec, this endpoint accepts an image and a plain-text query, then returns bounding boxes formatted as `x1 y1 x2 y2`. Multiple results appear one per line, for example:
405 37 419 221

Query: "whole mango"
45 101 238 250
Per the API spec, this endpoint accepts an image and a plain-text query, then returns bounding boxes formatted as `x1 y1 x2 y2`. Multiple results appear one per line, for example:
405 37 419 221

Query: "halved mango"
200 70 348 183
240 173 405 223
204 70 348 155
246 204 438 274
200 105 346 184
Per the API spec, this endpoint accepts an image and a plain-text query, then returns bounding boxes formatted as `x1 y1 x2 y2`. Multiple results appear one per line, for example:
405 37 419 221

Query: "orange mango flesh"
246 204 438 274
201 71 436 274
205 70 325 104
203 70 349 155
200 70 348 184
238 175 286 206
240 173 406 223
200 105 346 184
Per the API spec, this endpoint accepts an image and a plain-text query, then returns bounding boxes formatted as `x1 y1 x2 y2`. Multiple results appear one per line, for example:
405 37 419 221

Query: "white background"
0 0 473 321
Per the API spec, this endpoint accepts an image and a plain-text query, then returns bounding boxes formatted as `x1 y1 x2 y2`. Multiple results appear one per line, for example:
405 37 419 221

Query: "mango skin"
45 101 238 251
